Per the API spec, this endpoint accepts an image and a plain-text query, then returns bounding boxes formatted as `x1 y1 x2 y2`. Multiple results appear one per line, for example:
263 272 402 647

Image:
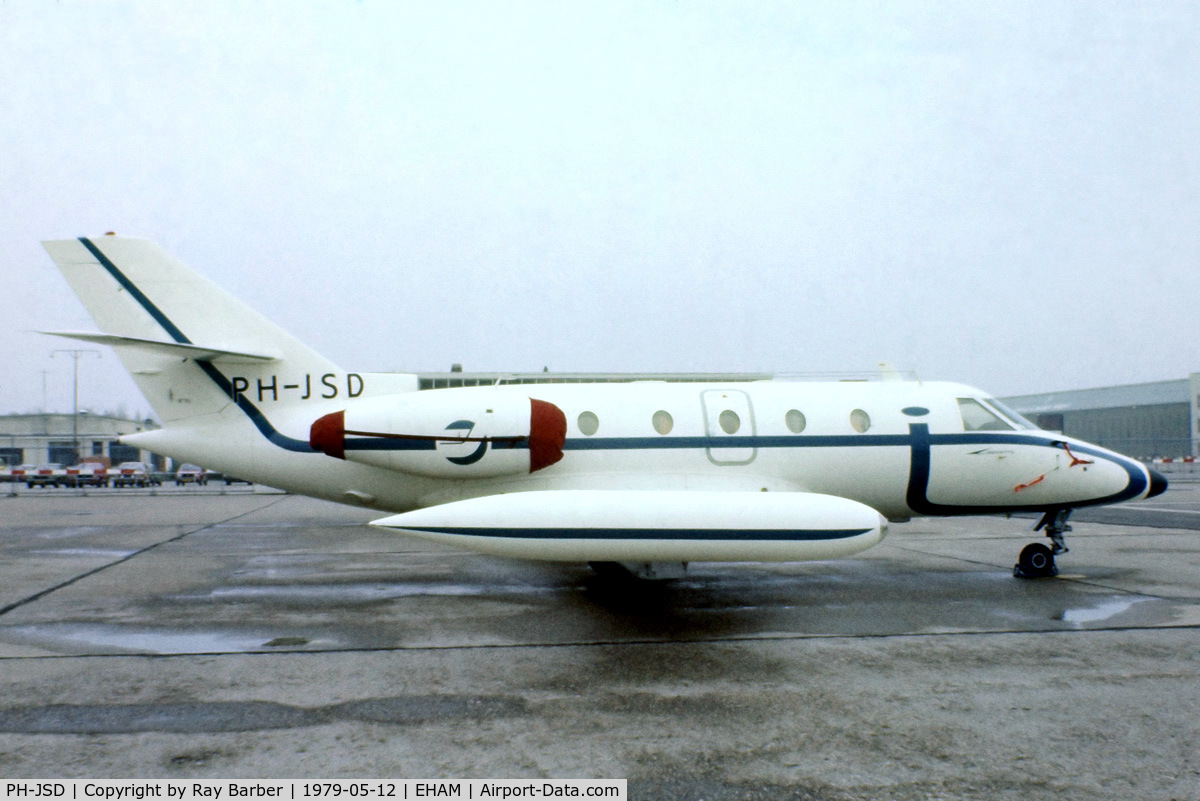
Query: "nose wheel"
1016 542 1057 577
1014 509 1071 578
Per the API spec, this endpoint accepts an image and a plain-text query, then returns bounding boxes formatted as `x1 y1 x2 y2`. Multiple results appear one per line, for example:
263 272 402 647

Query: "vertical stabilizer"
42 236 341 425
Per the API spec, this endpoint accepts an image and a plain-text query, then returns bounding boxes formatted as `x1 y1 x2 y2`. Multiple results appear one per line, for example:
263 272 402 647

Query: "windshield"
957 398 1015 431
982 398 1039 430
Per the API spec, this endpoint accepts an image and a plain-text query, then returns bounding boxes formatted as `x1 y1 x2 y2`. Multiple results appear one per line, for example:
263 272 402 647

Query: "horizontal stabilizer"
39 330 280 363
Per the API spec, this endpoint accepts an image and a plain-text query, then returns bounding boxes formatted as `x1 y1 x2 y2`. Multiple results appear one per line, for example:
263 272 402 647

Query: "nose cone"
1147 468 1169 498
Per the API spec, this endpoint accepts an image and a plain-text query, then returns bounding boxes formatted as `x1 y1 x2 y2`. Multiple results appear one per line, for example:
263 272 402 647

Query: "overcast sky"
3 1 1198 419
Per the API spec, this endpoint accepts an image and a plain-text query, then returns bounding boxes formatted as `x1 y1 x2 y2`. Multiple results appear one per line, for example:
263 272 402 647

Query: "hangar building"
1001 374 1200 460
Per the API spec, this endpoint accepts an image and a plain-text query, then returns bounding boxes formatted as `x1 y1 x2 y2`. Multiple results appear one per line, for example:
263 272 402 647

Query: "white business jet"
41 235 1167 579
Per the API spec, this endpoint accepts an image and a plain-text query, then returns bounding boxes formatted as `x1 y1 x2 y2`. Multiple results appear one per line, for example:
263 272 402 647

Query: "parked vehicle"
4 464 35 483
27 464 66 488
112 461 156 488
65 462 109 487
175 464 209 485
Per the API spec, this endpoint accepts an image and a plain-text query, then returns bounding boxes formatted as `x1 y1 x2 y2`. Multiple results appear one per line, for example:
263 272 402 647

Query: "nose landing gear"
1014 509 1072 578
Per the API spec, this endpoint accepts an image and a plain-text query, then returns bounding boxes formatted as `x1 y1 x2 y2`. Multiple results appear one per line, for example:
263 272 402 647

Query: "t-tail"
40 235 374 471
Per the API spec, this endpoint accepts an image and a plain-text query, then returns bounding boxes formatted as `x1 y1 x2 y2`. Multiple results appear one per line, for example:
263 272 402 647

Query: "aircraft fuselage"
43 235 1167 570
128 376 1155 522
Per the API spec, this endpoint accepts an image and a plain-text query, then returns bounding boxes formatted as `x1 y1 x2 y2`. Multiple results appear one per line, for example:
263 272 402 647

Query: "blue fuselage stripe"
352 432 1132 453
564 434 911 450
397 526 873 541
346 432 1052 453
345 438 437 452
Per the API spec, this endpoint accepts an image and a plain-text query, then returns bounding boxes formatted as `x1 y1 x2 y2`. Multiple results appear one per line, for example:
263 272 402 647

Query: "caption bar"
1 784 625 801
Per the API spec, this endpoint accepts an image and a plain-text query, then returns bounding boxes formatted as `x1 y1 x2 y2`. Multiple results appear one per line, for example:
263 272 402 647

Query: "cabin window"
957 398 1015 431
850 409 871 433
785 409 807 434
577 411 600 436
718 409 741 434
652 410 674 435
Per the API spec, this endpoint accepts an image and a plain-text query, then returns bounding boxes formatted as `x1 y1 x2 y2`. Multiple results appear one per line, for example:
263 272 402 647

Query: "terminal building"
0 413 161 469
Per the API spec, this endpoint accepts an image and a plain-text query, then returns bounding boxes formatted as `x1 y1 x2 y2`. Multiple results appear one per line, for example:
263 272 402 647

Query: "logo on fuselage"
439 420 488 465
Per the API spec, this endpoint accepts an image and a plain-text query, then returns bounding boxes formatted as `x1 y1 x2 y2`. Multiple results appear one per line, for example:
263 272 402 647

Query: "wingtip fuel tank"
371 489 888 563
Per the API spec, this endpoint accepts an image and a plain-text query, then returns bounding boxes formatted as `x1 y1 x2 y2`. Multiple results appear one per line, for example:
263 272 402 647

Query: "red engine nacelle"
310 392 566 480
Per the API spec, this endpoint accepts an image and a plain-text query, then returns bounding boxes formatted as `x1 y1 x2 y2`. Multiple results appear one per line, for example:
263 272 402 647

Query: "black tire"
1017 543 1057 578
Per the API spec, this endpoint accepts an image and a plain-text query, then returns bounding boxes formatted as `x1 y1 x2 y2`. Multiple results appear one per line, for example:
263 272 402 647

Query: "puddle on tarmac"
2 624 332 654
199 583 556 602
36 527 105 540
30 548 138 558
1058 597 1146 627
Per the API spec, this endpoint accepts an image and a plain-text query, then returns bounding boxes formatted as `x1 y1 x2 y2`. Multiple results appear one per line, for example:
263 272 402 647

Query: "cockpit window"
982 398 1039 430
957 398 1015 431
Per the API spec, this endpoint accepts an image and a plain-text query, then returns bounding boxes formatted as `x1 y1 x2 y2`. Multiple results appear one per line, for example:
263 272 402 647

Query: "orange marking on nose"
1015 474 1046 493
1062 443 1094 467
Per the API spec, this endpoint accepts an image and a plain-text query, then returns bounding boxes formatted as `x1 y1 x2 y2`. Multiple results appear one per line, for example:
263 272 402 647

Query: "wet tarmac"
0 483 1198 799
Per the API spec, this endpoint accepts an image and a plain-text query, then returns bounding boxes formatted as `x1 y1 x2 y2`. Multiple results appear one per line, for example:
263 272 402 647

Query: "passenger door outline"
701 389 757 466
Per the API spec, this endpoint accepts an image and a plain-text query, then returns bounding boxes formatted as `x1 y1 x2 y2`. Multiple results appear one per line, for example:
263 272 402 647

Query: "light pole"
52 349 100 463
